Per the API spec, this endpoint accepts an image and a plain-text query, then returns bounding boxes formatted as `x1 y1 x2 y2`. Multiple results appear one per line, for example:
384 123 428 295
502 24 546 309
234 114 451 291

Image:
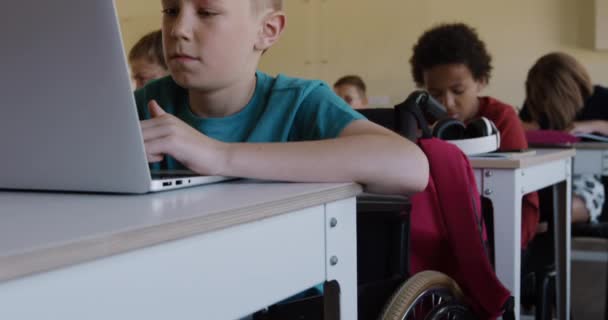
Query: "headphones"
432 116 501 155
394 91 501 155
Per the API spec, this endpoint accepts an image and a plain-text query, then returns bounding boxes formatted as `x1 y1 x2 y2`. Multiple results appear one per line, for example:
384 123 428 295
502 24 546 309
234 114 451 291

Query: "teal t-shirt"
135 71 365 170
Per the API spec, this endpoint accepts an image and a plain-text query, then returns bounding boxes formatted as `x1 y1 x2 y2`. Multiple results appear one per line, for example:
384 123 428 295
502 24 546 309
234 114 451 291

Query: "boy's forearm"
218 135 429 195
520 120 539 131
593 120 608 135
574 120 608 135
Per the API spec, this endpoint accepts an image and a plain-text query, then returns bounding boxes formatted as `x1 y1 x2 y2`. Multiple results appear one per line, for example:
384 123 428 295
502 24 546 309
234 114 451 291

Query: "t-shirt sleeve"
495 105 529 151
519 102 532 121
289 84 365 141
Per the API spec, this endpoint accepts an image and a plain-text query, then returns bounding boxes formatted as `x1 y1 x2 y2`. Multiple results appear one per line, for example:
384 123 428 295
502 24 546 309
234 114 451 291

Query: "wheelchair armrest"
356 193 411 285
357 193 411 216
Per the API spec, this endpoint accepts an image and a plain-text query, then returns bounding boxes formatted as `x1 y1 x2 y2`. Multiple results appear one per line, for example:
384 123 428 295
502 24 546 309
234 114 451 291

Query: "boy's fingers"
144 136 174 159
142 125 171 141
146 154 164 163
148 100 166 118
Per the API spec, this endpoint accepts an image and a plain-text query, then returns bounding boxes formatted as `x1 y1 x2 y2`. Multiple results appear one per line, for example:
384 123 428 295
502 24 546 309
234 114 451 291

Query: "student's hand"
140 100 228 175
520 120 539 131
569 120 600 135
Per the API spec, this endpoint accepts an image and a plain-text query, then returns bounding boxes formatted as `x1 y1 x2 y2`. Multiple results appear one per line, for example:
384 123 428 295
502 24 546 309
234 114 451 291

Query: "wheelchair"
252 193 475 320
253 94 485 320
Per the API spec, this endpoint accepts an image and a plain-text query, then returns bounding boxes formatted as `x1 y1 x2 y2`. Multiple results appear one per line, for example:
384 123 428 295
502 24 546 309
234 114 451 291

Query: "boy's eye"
450 86 466 95
161 8 179 16
198 10 218 17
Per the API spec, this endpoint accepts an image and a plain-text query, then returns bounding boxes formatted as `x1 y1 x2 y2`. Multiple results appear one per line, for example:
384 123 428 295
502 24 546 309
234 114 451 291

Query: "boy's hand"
140 100 227 175
569 120 600 135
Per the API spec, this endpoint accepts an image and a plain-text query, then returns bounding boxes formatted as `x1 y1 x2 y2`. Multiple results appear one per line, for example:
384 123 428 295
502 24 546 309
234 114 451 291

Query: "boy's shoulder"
478 96 518 121
258 72 344 108
261 72 325 93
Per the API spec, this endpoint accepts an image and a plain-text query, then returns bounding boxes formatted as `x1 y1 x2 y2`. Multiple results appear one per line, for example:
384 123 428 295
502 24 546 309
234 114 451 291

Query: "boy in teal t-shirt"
136 0 428 195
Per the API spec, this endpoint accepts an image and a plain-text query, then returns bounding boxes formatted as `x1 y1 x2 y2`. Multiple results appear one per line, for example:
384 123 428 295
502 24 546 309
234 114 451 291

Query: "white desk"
531 142 608 176
569 142 608 175
470 149 575 320
0 181 362 320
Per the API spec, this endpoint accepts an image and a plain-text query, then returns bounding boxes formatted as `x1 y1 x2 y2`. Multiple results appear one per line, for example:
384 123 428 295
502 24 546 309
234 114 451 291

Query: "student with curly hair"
410 23 540 247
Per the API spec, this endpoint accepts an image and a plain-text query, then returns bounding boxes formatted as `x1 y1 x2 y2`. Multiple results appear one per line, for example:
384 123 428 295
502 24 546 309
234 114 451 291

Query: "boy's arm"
143 101 429 195
570 120 608 136
221 119 429 195
520 120 539 131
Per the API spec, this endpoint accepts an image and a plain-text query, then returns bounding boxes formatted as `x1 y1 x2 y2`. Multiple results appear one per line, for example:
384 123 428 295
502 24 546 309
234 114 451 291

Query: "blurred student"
129 30 169 89
333 75 369 109
520 52 608 223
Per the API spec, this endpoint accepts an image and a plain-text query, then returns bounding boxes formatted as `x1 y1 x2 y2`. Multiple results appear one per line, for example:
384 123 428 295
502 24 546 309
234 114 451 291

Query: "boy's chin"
171 73 200 89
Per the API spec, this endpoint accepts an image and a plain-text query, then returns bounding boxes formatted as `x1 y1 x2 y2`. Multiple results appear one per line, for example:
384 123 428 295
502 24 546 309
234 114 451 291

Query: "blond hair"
525 52 593 130
253 0 283 14
128 30 166 69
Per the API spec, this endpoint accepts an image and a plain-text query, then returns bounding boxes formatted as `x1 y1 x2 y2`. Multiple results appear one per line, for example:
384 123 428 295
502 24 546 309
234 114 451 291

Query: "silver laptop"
0 0 232 193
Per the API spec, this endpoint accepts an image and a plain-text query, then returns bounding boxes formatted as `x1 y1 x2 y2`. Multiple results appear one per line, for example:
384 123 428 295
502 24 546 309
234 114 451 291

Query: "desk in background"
0 182 361 320
470 149 575 320
531 141 608 176
532 141 608 319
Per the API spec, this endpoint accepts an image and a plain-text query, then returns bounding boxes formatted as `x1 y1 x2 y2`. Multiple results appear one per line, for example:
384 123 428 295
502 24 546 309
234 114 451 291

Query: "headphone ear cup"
464 117 493 138
489 118 501 149
433 118 466 140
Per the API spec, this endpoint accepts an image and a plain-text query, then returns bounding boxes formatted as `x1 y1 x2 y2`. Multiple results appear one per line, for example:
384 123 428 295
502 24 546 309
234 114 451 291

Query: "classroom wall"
116 0 608 109
115 0 162 56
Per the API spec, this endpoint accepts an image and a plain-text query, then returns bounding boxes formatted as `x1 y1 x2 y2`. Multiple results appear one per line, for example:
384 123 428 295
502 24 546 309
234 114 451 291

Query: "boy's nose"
441 93 456 109
436 94 452 109
170 12 193 40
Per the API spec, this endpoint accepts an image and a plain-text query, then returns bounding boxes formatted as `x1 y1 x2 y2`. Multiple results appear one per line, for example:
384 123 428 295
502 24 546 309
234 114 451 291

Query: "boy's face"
422 63 485 123
334 84 368 109
161 0 266 90
130 58 169 89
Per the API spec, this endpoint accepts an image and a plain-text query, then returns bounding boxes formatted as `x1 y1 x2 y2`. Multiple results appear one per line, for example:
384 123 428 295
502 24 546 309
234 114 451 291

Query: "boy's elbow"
384 140 428 195
364 136 429 195
403 146 429 193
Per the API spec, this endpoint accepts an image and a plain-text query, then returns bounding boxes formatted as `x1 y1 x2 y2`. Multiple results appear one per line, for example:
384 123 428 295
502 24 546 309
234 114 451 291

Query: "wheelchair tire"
378 270 469 320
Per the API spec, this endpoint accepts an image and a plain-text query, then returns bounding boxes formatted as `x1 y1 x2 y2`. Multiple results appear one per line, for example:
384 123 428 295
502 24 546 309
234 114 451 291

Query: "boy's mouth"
170 54 199 62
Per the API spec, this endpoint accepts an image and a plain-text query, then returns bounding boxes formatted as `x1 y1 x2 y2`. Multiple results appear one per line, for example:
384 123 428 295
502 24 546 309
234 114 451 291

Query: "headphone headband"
433 116 500 155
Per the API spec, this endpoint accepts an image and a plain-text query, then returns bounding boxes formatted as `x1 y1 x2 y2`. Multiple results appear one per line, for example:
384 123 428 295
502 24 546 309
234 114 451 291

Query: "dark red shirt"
476 97 540 247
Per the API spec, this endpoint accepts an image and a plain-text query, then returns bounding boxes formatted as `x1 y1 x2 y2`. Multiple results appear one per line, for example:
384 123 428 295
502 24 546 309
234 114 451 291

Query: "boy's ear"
475 77 488 93
255 11 286 51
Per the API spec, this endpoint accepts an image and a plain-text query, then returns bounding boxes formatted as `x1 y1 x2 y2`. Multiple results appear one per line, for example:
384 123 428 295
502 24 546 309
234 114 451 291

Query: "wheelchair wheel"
379 270 474 320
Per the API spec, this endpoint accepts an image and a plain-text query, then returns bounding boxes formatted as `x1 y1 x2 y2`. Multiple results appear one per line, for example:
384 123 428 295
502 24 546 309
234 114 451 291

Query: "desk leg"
483 169 522 319
325 198 358 320
553 178 571 320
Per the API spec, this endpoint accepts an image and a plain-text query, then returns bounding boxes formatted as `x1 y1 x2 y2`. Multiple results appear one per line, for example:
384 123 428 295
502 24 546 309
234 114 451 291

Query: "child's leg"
572 174 605 223
572 196 590 223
